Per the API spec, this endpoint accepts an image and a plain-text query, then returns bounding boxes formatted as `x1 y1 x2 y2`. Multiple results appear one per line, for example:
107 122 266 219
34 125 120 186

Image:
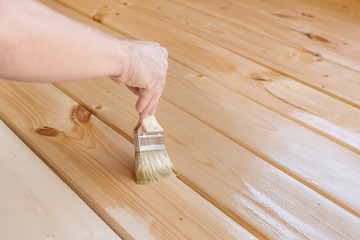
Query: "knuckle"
162 47 168 57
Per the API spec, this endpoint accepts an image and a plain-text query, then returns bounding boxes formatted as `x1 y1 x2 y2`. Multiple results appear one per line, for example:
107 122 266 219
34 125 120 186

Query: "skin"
0 0 168 118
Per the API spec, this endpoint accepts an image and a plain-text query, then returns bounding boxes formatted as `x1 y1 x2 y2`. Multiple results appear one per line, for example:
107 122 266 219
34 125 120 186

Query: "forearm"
0 0 126 82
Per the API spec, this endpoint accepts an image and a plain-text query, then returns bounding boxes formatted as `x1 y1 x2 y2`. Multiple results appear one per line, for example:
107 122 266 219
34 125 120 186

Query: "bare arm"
0 0 168 118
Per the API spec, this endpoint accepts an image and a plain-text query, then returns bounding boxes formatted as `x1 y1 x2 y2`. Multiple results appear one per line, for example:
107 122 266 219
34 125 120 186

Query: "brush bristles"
135 150 177 184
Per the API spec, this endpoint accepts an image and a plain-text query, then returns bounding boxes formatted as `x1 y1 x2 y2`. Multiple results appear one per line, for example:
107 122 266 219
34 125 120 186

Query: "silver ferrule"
134 131 166 152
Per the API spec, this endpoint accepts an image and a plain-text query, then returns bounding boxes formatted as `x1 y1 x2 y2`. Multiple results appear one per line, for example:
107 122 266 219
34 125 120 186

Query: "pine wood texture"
0 120 121 240
1 0 360 239
174 0 360 72
265 0 360 22
53 0 360 155
0 81 255 240
61 0 360 108
57 78 360 238
50 0 360 214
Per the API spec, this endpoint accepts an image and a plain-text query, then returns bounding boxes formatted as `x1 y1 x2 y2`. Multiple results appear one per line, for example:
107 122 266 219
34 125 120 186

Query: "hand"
111 40 168 119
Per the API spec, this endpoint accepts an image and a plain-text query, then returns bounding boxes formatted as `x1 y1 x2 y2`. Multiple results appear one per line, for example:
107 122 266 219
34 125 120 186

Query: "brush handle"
134 116 163 133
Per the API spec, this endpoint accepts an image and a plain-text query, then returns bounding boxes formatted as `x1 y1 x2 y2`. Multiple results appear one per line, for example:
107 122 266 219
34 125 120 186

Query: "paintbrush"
134 116 177 184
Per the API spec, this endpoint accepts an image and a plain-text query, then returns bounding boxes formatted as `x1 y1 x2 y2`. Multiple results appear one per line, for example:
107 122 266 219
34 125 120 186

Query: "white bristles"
135 150 177 184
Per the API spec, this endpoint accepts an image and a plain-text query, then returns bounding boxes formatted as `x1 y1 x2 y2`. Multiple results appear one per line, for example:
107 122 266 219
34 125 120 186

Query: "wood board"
53 0 360 154
0 120 121 240
50 0 360 215
1 0 359 239
56 0 360 108
171 0 360 72
0 80 256 240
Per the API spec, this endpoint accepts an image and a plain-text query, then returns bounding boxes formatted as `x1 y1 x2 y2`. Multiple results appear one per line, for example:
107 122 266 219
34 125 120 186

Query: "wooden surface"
0 120 121 240
1 0 360 239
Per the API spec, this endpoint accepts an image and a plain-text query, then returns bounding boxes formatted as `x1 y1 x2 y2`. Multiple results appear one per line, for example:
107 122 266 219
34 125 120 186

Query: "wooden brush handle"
134 116 163 133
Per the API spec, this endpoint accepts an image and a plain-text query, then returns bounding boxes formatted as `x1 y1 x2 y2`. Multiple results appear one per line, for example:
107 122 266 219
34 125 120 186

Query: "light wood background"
0 0 359 239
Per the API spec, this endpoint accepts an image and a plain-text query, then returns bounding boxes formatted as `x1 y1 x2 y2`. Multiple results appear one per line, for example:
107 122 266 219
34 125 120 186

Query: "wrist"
109 38 131 78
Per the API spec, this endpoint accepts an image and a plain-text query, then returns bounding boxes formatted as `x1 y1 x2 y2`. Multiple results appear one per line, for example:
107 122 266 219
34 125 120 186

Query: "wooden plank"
0 80 256 240
266 0 360 22
227 0 360 40
2 79 360 240
10 1 360 238
51 0 360 154
48 0 360 214
169 0 360 72
109 0 360 152
56 0 360 108
56 77 360 239
0 120 121 240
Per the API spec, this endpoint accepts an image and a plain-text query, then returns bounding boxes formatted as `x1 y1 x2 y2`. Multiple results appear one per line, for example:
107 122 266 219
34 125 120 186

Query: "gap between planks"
0 115 132 240
0 119 122 240
169 0 360 74
47 0 360 217
138 0 360 108
52 83 273 238
52 0 360 154
56 82 360 219
0 82 258 240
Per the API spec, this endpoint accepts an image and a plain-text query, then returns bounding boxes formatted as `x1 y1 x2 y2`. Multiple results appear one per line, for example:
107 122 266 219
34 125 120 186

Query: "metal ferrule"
134 131 166 152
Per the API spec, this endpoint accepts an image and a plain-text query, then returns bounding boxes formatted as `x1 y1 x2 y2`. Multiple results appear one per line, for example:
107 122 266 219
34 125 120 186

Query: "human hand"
111 40 168 119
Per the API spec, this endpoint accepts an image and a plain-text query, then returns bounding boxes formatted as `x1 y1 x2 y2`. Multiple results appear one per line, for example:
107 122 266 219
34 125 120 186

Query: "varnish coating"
1 0 360 239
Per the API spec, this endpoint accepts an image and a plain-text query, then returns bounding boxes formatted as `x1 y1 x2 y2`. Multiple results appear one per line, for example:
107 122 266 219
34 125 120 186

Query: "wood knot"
304 33 330 43
73 105 92 124
270 13 293 19
250 73 273 82
94 104 103 110
92 12 103 23
301 12 314 18
35 126 58 137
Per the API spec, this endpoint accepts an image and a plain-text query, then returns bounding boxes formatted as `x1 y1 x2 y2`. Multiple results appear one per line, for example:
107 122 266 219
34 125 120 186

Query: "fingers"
126 85 139 95
135 88 152 114
115 39 168 118
136 87 162 119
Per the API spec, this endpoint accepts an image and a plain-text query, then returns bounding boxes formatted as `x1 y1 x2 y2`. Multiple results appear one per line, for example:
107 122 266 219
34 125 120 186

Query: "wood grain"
264 0 360 22
67 0 360 108
170 0 360 72
2 0 359 239
56 76 360 239
52 0 360 154
48 0 360 214
116 0 360 151
0 120 121 240
0 80 256 240
2 76 360 239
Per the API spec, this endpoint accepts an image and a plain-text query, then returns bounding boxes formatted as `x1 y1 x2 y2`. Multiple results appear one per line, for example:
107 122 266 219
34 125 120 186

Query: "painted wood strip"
110 0 360 152
57 0 360 108
48 0 360 214
169 0 360 72
0 80 256 240
56 76 360 239
51 0 360 154
0 120 121 240
7 0 360 238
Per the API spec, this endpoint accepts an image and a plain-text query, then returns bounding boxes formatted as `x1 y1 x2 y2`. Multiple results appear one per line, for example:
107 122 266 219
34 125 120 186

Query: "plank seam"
49 0 360 218
169 0 360 74
53 80 360 220
142 0 360 109
168 58 360 155
0 113 131 240
52 82 267 239
51 0 360 154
